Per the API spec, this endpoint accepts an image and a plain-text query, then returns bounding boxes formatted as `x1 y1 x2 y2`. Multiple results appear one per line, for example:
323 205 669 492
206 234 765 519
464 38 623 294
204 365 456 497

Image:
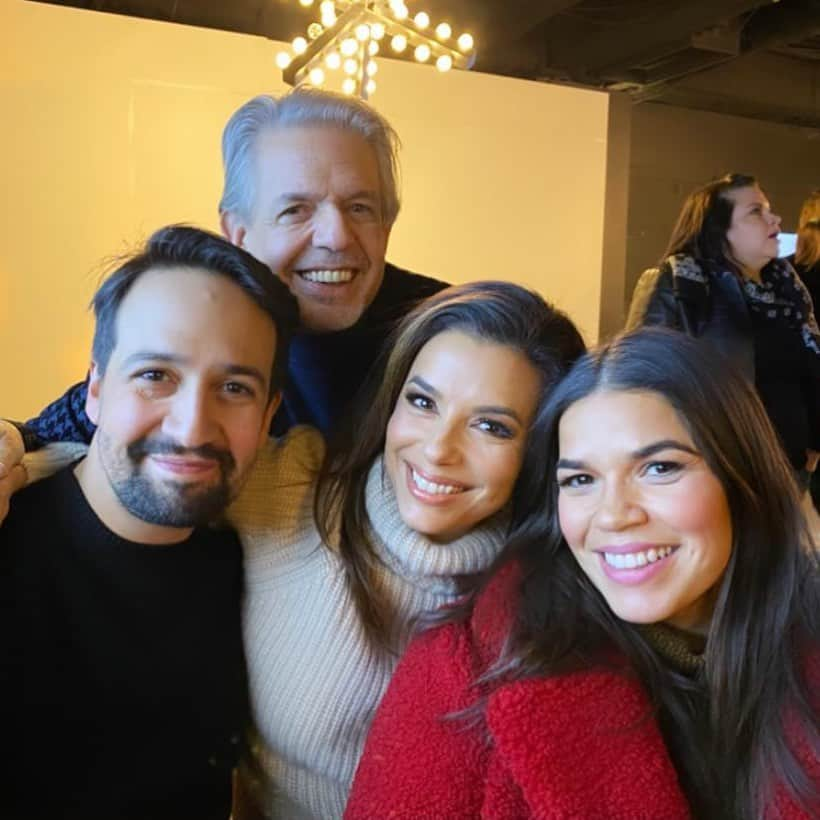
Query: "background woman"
347 329 819 820
791 188 820 310
230 281 585 818
626 173 820 497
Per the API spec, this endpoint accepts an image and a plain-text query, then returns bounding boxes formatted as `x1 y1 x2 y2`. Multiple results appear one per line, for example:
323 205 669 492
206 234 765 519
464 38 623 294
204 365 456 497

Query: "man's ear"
220 210 247 248
259 392 281 447
86 362 103 425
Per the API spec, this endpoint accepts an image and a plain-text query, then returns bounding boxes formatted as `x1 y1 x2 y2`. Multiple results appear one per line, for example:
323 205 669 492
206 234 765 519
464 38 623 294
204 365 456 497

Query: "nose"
312 204 353 252
593 480 647 532
423 420 462 466
162 385 220 449
767 208 781 228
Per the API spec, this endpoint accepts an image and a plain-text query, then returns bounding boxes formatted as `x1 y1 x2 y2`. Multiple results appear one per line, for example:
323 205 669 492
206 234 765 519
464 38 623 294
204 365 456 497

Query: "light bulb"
355 23 370 41
414 43 431 62
340 37 358 56
457 32 474 52
299 0 313 6
391 34 407 53
307 22 323 39
413 11 429 29
366 78 376 95
309 67 325 85
319 0 334 13
370 23 385 40
321 8 336 26
275 51 292 69
368 40 379 56
342 77 356 95
325 51 341 69
393 3 408 20
292 36 308 54
366 60 378 76
343 57 358 75
435 22 451 40
435 54 452 72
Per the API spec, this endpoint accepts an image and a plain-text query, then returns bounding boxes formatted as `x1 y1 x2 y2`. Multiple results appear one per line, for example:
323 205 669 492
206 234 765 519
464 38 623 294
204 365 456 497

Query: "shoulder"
226 426 324 533
485 666 689 818
382 262 450 302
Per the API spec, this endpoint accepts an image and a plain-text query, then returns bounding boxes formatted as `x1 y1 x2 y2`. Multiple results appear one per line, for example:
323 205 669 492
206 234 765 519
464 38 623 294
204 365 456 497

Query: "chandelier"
275 0 476 99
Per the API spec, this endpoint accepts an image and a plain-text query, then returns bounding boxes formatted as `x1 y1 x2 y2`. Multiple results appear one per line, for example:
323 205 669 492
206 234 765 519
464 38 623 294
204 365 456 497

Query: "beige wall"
1 0 612 420
626 102 820 304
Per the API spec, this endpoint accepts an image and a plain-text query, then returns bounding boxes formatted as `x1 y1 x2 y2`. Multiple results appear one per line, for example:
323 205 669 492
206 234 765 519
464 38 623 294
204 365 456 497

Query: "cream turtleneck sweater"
228 426 507 820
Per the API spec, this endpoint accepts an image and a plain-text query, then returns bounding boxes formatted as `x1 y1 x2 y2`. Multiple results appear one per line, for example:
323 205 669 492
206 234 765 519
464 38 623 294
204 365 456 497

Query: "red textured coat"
346 566 819 820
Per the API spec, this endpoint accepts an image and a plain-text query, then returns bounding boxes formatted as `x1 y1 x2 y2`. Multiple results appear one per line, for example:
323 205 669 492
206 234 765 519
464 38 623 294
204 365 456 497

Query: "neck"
739 262 764 282
75 442 194 545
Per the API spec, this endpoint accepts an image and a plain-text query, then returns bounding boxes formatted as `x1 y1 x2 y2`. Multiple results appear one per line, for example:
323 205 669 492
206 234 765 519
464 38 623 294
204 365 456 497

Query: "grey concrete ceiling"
30 0 820 127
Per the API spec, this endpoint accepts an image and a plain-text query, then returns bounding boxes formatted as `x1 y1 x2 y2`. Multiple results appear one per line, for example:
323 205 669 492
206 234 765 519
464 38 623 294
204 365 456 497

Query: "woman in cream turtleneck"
229 281 585 819
348 328 819 820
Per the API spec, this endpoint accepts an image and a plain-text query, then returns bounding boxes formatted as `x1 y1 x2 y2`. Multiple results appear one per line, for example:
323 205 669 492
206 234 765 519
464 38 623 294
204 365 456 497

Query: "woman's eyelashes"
403 391 516 440
405 391 435 412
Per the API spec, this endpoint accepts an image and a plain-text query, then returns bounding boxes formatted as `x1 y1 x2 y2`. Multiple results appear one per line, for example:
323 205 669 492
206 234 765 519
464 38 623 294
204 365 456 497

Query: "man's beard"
100 432 237 528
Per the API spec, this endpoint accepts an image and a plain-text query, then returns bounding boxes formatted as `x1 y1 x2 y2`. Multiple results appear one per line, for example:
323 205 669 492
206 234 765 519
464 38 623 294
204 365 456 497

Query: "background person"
626 173 820 498
347 328 819 820
0 225 299 820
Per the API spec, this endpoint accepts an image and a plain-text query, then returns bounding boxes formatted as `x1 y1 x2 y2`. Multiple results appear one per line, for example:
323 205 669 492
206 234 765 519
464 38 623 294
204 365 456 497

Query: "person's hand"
0 421 27 526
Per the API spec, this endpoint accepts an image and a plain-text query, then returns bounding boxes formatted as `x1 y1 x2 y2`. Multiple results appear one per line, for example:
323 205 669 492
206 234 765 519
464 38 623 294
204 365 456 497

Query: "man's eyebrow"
557 439 698 471
120 352 186 369
119 352 267 386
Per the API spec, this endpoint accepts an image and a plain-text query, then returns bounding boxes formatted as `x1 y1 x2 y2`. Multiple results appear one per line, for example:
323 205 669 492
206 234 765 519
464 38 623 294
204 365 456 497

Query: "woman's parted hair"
663 172 760 273
492 327 818 819
315 280 586 646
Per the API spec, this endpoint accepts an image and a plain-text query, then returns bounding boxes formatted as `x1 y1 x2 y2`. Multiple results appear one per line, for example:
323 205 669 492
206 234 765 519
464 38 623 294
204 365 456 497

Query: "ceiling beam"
477 0 582 47
742 0 820 51
553 0 769 75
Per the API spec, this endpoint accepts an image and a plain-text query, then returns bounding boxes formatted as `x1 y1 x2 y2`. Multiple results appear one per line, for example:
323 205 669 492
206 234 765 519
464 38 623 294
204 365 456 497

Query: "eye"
222 381 256 398
474 418 514 439
642 460 683 479
134 369 168 382
405 391 435 412
558 473 595 490
278 204 309 221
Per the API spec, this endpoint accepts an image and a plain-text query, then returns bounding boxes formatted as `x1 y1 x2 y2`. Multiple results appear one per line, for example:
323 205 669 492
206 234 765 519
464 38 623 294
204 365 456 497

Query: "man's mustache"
126 437 236 473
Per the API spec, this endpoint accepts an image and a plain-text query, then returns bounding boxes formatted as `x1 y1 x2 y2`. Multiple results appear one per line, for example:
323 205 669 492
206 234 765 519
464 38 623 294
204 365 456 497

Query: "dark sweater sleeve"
19 380 96 450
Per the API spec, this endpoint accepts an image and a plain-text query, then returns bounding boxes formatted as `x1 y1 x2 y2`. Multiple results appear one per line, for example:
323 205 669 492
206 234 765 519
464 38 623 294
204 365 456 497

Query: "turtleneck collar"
364 456 509 594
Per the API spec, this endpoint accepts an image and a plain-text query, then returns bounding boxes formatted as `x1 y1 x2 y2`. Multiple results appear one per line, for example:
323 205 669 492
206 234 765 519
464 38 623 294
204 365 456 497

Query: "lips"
149 455 220 478
298 268 356 284
405 462 468 502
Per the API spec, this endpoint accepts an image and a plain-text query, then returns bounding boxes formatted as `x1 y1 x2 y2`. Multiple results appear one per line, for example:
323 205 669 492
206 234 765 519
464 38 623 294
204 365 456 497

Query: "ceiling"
31 0 820 128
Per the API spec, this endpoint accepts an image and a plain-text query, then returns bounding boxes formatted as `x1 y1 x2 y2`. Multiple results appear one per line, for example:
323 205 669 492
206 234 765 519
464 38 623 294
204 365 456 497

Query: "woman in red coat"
346 329 819 820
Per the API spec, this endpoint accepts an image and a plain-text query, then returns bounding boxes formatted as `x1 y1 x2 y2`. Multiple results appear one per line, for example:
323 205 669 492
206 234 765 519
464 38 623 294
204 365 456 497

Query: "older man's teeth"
411 469 463 495
604 545 674 569
301 269 354 283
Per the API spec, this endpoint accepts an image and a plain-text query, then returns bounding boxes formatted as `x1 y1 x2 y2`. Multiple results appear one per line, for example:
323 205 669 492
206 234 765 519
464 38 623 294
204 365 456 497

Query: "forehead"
410 330 540 402
253 125 381 198
110 266 276 371
725 185 768 211
559 389 692 453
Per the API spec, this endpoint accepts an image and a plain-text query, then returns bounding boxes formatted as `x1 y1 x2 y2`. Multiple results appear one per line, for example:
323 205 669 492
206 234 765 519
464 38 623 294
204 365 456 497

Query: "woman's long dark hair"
662 172 765 275
484 328 818 819
314 281 585 648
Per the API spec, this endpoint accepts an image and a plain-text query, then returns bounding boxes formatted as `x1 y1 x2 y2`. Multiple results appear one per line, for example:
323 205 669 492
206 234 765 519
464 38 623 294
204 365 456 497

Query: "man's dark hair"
91 224 299 397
